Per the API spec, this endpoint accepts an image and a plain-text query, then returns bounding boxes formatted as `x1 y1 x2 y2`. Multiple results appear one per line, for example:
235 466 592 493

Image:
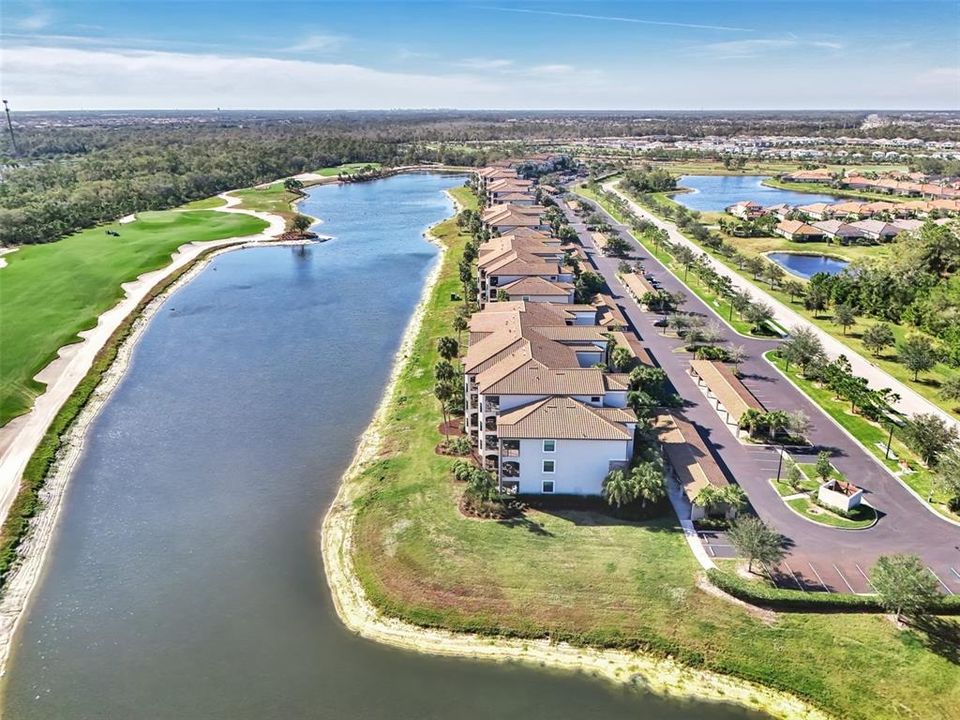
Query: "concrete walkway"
602 180 960 432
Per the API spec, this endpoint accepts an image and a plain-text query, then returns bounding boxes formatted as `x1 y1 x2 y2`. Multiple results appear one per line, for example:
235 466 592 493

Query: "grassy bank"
0 241 235 585
312 162 383 176
346 186 960 719
0 210 268 426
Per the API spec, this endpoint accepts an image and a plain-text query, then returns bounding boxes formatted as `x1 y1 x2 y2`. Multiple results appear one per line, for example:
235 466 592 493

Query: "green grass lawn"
766 352 959 522
177 196 227 210
0 210 268 426
229 183 301 218
785 496 878 529
639 160 909 178
346 185 960 720
312 162 382 176
762 177 908 203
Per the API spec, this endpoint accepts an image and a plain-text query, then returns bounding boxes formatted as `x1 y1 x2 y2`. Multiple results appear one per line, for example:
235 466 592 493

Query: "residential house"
775 219 825 242
811 219 868 244
726 200 764 220
796 202 833 220
850 219 901 242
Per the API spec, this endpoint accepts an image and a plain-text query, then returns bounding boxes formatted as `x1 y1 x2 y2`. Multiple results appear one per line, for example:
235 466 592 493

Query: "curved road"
562 192 960 595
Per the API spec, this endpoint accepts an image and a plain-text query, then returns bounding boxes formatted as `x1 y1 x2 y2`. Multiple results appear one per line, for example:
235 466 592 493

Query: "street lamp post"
885 421 895 460
775 443 785 482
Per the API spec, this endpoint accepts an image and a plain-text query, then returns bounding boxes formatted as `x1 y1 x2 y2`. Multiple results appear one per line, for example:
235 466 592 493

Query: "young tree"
899 335 937 381
437 336 459 362
602 469 637 508
900 413 960 467
862 323 896 357
729 289 752 319
674 245 697 281
744 256 765 280
786 462 805 492
832 302 857 336
434 380 454 429
291 214 313 233
728 345 747 374
763 262 786 288
782 279 806 303
940 375 960 404
692 485 724 516
804 284 830 316
814 450 834 483
787 409 813 441
744 301 774 333
780 326 825 374
283 177 304 193
727 516 786 574
605 234 631 257
932 446 960 507
871 554 941 622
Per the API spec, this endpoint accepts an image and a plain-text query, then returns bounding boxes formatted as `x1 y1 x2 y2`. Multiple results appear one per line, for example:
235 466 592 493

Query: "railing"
483 401 499 413
501 447 520 457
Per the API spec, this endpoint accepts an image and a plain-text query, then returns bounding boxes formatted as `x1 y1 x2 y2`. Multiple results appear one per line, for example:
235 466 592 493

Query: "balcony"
484 435 499 450
484 416 497 432
501 440 520 457
502 461 520 478
483 400 500 414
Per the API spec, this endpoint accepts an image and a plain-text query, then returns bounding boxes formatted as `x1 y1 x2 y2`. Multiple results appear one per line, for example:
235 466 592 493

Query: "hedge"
707 568 960 614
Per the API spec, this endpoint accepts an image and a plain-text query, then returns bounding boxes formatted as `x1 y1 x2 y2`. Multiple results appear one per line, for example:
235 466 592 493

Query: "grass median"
346 186 960 720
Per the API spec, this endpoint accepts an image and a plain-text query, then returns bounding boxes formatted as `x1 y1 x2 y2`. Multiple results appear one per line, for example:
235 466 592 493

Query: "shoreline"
319 191 829 720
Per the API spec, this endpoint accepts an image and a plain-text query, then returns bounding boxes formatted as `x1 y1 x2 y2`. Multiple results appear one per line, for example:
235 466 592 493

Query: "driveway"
559 193 960 594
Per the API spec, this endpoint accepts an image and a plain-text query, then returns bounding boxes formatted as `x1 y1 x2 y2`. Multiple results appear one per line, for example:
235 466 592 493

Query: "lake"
767 252 850 279
676 175 843 212
2 174 764 720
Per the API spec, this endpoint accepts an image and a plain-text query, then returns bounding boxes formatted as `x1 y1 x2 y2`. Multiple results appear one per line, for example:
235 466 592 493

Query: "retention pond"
3 174 765 720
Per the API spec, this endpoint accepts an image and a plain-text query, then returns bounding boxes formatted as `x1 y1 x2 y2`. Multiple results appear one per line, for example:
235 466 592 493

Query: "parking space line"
950 567 960 582
782 562 806 591
807 562 828 591
832 564 856 594
854 563 875 591
928 567 954 595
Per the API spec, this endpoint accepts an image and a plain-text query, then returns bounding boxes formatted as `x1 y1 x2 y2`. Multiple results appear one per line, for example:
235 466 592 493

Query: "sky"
1 0 958 111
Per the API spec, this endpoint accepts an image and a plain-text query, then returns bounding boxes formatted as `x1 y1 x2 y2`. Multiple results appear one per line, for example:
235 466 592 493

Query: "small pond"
767 252 850 279
675 175 844 212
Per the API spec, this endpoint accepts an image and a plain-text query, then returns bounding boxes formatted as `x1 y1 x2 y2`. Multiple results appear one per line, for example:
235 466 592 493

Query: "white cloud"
455 57 514 70
17 6 53 30
916 67 960 87
1 43 954 111
284 33 346 53
698 37 844 59
478 6 753 33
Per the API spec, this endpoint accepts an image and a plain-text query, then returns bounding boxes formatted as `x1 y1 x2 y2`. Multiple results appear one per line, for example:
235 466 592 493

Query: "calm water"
3 174 764 720
767 252 850 279
676 175 843 212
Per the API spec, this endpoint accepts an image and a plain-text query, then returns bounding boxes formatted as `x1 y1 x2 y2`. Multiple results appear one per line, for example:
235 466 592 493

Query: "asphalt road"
560 193 960 595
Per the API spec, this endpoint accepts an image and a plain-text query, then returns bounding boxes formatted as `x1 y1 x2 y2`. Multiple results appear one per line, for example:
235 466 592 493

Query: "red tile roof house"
795 202 834 221
782 169 834 183
463 302 638 494
811 220 869 245
726 200 765 220
850 219 902 242
775 219 825 242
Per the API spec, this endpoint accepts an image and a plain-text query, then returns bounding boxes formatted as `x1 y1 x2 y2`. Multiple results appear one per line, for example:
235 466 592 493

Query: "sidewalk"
603 180 960 431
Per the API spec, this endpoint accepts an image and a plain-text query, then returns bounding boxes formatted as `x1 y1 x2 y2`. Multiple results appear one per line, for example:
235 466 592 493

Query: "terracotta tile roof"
690 360 764 424
850 219 901 237
603 373 631 391
610 331 653 367
498 276 573 296
498 397 634 441
777 220 822 236
621 272 657 298
481 366 607 396
656 413 729 506
811 220 866 238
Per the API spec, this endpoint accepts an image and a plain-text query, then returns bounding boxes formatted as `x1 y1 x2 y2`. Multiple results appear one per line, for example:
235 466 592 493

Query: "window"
590 396 601 404
542 480 555 493
543 439 556 452
522 295 530 301
542 460 555 473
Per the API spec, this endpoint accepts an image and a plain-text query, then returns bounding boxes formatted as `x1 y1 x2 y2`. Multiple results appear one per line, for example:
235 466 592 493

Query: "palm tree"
693 486 723 516
434 381 454 430
675 245 697 281
437 336 459 362
764 410 791 442
630 463 665 508
452 311 469 345
602 469 637 508
434 360 455 384
738 408 766 438
720 485 749 516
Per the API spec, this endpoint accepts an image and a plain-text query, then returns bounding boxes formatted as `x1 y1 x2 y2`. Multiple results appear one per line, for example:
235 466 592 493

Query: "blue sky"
2 0 958 110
